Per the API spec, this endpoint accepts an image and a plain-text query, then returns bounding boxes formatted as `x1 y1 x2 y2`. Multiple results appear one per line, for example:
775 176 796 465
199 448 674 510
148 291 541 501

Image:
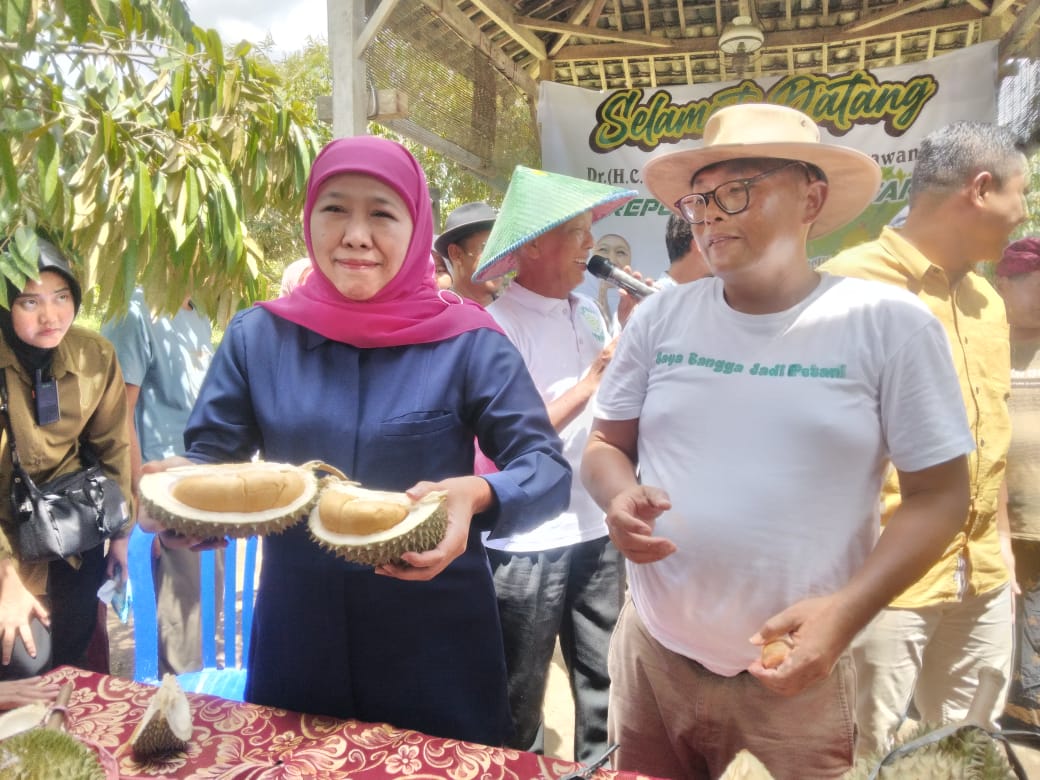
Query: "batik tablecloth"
42 666 660 780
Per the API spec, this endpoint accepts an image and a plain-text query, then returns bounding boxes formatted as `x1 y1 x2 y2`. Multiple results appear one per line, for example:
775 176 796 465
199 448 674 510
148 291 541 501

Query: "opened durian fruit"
139 461 325 538
129 674 193 757
309 480 448 566
139 460 448 563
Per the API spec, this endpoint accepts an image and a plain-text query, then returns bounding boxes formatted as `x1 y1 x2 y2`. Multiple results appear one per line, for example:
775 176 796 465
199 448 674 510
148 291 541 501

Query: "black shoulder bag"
0 369 129 562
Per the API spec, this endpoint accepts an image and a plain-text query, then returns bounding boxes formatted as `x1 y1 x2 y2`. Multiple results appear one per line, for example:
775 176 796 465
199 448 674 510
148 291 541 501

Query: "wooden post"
327 0 368 138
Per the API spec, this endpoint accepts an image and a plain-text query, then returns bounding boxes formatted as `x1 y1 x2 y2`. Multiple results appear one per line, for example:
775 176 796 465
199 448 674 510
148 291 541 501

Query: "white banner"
539 42 998 305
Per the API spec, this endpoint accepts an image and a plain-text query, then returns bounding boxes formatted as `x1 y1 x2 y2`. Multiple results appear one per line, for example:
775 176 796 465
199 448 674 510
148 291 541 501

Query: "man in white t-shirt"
580 103 974 779
471 167 636 764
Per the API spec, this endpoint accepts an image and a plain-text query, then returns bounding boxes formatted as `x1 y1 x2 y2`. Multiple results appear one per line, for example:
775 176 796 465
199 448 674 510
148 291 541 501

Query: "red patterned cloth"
44 667 659 780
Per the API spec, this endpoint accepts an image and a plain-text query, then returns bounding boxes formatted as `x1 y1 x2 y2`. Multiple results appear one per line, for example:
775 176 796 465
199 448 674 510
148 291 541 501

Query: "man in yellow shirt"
822 121 1028 756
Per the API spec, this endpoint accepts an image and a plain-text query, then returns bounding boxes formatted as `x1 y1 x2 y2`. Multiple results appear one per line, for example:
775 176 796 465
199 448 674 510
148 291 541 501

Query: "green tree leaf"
0 138 20 197
1 1 319 320
36 131 60 210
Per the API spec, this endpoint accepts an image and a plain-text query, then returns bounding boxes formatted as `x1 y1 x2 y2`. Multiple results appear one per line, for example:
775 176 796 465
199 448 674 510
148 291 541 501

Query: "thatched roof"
432 0 1037 92
364 0 1038 186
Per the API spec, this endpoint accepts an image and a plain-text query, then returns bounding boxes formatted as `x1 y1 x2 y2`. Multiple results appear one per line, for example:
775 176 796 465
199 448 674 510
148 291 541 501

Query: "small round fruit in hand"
760 636 793 669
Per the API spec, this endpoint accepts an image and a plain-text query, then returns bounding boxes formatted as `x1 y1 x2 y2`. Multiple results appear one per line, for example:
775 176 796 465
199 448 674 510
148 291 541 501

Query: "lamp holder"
719 15 764 55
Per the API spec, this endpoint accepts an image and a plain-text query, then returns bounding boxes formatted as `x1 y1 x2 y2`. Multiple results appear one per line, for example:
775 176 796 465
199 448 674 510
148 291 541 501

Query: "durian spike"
961 666 1004 731
44 682 74 731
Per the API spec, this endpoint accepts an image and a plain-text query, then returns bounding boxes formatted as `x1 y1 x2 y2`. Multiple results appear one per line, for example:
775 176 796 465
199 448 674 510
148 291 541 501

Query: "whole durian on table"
0 726 107 779
844 724 1018 779
844 666 1020 780
129 673 193 757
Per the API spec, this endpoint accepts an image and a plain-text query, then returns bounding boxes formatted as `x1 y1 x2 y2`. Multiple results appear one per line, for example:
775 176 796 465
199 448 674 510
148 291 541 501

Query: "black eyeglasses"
675 161 810 224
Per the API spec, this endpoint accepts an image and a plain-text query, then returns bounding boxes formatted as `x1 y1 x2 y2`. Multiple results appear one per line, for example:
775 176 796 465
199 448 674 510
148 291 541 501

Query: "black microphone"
585 254 657 300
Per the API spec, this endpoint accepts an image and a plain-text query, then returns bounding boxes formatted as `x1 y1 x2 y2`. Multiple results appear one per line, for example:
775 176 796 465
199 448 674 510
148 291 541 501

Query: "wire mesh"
999 57 1040 148
366 3 540 190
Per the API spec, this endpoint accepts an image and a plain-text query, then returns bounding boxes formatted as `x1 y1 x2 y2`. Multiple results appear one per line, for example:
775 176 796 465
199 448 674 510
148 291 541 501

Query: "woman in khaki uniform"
0 237 132 679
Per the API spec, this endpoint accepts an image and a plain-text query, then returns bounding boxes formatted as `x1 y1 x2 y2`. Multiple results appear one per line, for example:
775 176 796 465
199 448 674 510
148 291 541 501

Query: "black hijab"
0 238 82 377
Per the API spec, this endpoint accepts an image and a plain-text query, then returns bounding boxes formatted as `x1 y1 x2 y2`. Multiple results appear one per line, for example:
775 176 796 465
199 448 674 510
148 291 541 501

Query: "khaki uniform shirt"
0 326 132 595
822 227 1011 606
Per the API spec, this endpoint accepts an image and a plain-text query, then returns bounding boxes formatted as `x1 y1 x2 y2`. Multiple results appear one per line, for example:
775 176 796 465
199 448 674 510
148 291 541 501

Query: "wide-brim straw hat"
434 202 498 258
643 103 881 238
473 167 637 282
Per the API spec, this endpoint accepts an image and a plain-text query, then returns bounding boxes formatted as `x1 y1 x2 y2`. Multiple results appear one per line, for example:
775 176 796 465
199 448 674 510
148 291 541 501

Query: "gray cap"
433 202 497 258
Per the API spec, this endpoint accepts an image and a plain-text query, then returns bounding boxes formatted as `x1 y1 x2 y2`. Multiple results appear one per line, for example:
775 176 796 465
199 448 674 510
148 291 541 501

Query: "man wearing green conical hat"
473 167 636 764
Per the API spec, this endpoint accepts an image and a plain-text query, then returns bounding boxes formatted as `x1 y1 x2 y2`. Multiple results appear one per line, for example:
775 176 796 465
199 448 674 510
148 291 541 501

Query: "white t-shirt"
593 273 975 676
486 282 610 552
654 273 679 290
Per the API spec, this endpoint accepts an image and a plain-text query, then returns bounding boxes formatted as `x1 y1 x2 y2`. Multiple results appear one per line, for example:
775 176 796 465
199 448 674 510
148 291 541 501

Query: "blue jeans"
488 536 624 764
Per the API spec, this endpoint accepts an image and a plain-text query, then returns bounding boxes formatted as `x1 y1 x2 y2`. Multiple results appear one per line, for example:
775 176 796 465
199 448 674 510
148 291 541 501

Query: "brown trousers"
607 600 856 779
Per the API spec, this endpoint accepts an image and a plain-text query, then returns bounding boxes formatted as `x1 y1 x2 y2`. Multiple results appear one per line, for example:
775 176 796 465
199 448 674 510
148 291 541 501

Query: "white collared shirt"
485 282 609 551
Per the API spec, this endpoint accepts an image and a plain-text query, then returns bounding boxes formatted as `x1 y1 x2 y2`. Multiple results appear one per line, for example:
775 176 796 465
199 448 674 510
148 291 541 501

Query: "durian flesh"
129 674 193 757
720 750 775 780
139 461 319 538
309 484 448 566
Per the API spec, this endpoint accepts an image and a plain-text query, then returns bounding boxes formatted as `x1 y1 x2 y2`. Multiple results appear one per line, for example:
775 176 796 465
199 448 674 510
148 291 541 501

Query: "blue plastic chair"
129 525 258 701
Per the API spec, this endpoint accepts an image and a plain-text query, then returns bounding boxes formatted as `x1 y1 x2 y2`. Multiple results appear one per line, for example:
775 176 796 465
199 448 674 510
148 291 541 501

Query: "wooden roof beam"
355 0 401 55
677 0 687 37
468 0 547 59
587 0 609 26
381 118 506 190
846 0 950 33
989 0 1017 15
552 6 981 60
418 0 538 96
518 16 672 47
547 0 600 57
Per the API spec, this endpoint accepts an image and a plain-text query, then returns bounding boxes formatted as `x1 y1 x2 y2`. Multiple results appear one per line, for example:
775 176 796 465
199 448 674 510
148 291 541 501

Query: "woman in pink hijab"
140 136 568 745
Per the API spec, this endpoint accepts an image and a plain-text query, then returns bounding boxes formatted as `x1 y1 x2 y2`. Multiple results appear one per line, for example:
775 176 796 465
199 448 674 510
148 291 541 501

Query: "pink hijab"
259 136 500 347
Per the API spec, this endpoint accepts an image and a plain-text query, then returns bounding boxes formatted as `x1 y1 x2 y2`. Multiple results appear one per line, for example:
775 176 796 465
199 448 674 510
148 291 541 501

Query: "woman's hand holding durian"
375 476 493 581
136 456 229 552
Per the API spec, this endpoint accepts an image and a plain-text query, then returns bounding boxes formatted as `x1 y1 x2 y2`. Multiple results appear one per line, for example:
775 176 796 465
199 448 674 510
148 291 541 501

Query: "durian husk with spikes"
138 461 329 538
129 674 193 757
0 727 107 779
845 666 1017 780
843 723 1017 779
308 479 448 566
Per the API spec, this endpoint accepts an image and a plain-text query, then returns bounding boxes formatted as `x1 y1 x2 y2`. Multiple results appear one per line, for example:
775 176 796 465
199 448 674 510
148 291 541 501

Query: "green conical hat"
473 166 636 282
